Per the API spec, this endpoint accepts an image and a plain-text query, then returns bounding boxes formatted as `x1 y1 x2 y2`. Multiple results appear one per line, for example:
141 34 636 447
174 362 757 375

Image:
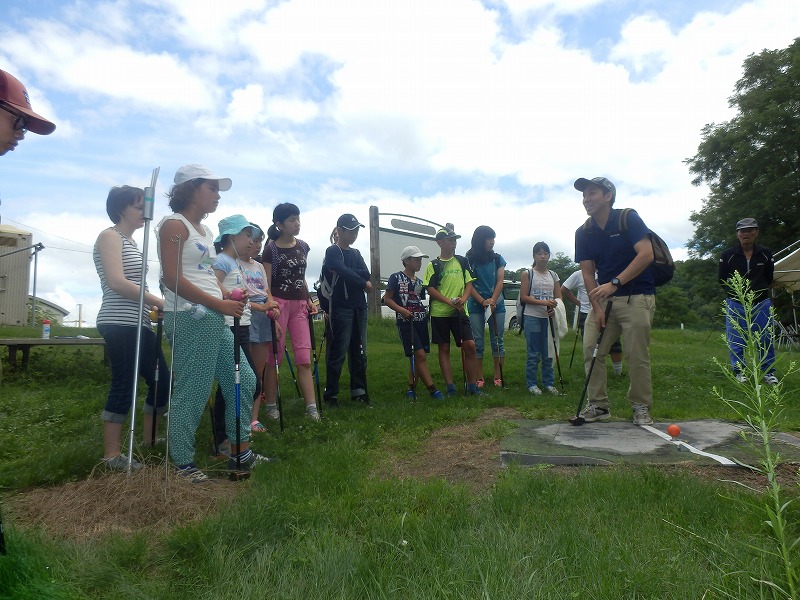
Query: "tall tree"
686 37 800 259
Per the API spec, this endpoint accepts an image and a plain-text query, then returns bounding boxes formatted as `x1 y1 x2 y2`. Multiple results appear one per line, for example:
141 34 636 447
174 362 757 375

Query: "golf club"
229 316 250 481
490 306 504 389
307 312 323 414
284 347 302 398
569 301 613 426
269 317 285 432
150 307 164 447
548 313 565 393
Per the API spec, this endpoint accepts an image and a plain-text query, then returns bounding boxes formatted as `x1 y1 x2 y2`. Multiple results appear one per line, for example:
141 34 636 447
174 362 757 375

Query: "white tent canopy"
774 244 800 292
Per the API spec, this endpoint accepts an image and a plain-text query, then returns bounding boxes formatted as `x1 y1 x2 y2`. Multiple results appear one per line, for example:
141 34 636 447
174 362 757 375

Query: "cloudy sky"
1 0 797 326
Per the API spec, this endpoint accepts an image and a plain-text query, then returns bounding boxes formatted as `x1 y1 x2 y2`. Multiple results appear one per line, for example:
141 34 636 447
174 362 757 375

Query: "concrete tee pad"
501 419 800 468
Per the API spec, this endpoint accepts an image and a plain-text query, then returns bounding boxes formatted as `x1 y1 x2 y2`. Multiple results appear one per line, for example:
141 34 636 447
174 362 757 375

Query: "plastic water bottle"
183 303 206 320
41 319 51 339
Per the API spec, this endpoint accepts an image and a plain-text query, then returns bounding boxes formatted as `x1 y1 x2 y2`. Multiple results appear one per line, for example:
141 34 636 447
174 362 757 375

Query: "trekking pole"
490 307 504 389
307 312 323 414
164 233 183 486
127 167 159 474
569 301 613 426
409 315 417 401
229 317 250 481
269 317 285 432
568 327 580 369
284 347 302 398
150 308 164 446
548 312 565 393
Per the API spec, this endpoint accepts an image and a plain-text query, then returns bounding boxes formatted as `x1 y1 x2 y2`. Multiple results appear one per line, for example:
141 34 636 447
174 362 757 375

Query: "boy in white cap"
384 246 445 400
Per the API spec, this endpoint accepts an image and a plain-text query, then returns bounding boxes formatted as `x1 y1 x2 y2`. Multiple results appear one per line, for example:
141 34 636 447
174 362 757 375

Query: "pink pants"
274 297 311 365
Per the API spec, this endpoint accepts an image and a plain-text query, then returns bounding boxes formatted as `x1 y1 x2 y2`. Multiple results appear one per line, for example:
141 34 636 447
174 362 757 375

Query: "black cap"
337 214 364 230
435 227 460 240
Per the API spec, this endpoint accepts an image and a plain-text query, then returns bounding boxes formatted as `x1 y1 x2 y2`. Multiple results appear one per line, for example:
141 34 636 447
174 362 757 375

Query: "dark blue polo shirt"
574 208 656 296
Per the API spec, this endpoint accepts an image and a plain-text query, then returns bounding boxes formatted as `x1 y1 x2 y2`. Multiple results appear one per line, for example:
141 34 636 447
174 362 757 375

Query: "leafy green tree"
686 37 800 259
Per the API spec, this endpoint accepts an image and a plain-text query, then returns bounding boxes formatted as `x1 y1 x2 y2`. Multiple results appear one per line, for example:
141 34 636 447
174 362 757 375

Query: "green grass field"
0 319 798 599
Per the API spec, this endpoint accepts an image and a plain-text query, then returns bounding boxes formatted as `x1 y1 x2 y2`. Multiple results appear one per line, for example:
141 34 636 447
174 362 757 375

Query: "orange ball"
667 424 681 437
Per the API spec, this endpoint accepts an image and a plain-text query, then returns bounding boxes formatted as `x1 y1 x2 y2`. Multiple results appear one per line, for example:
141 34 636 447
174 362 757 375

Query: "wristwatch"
610 277 621 287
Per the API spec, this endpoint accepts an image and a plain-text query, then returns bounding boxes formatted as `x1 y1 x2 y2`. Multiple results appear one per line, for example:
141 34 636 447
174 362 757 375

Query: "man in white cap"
0 68 55 156
718 217 777 385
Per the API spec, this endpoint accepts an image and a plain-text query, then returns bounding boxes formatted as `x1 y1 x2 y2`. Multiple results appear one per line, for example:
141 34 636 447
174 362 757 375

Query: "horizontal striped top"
94 227 152 327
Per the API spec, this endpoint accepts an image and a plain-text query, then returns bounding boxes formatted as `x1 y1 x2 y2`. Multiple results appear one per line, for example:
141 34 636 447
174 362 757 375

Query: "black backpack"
584 208 675 286
427 255 473 289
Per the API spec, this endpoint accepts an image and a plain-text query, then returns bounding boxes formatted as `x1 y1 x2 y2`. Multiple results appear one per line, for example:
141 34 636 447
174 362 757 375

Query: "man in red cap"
0 68 56 155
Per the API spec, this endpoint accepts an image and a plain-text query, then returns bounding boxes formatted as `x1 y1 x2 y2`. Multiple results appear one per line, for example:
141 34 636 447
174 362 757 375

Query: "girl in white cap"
157 165 265 481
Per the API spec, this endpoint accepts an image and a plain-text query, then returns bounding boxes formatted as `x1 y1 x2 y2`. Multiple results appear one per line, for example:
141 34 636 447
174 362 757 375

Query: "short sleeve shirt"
423 256 476 318
386 271 427 322
574 208 655 296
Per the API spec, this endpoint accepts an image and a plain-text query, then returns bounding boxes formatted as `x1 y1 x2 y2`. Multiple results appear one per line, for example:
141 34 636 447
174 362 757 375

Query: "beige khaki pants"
583 295 656 409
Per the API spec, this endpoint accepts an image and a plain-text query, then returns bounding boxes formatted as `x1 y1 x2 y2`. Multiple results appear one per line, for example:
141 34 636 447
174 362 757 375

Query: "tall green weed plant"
714 271 798 598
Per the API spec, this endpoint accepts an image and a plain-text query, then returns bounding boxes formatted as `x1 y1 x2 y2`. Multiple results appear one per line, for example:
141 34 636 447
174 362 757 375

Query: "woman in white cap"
157 165 264 482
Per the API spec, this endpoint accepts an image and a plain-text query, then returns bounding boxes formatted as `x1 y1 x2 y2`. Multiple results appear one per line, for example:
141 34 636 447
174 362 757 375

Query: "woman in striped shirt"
94 185 169 470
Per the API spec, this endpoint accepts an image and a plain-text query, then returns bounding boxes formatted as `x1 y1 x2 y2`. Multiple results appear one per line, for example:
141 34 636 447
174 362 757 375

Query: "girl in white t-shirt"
157 165 264 482
519 241 562 395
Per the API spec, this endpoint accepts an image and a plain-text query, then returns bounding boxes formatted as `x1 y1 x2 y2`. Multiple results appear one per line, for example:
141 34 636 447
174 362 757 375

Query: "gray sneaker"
578 403 610 422
264 403 280 420
175 464 209 483
735 373 747 384
528 385 542 395
104 454 143 470
763 373 779 386
544 386 562 395
632 404 653 426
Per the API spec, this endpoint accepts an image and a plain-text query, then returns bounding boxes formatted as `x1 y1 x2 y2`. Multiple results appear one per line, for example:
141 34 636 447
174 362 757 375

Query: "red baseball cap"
0 69 56 135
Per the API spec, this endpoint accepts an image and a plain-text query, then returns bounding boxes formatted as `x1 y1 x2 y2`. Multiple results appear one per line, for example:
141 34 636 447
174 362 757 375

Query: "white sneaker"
763 373 779 385
632 404 653 426
735 373 747 384
544 386 562 395
528 385 542 395
306 404 321 421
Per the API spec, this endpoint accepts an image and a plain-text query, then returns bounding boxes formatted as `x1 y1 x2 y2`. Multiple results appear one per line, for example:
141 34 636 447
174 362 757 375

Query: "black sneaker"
323 395 339 408
352 394 370 405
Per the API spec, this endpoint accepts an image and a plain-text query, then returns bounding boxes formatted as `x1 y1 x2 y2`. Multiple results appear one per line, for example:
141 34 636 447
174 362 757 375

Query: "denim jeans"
324 306 368 399
468 306 505 360
725 298 775 374
97 323 170 421
524 315 553 388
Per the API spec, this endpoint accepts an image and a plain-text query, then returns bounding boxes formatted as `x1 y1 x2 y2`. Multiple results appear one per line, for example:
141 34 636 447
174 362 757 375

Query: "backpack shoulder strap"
619 208 631 233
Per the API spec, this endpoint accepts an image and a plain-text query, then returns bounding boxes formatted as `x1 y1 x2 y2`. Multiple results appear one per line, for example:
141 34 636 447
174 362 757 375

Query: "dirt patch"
5 459 245 541
378 406 523 492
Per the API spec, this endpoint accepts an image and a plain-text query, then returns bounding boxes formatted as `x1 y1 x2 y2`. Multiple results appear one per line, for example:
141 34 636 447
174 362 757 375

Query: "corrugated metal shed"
0 224 32 325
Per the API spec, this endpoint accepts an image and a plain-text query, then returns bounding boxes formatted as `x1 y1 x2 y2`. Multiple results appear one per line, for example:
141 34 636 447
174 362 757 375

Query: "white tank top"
157 213 222 312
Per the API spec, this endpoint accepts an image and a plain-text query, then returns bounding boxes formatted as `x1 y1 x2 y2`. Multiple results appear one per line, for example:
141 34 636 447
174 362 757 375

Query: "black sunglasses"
0 104 28 133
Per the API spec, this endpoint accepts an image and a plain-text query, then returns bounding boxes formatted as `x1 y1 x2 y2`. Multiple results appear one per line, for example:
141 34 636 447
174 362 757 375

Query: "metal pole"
126 167 160 474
